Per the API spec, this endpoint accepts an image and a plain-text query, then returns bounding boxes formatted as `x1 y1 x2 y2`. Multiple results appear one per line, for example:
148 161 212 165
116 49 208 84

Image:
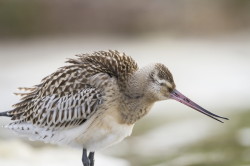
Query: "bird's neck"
119 66 156 124
125 65 153 95
119 94 155 124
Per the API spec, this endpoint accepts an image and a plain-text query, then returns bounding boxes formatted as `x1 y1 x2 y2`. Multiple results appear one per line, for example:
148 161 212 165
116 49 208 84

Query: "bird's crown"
149 63 176 90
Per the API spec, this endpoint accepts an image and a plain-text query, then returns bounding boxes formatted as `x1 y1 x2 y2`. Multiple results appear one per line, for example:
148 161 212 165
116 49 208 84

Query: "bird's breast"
75 106 134 151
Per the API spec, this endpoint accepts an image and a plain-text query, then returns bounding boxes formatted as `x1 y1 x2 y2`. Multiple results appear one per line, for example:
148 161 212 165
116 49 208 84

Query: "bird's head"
143 63 228 123
147 63 176 101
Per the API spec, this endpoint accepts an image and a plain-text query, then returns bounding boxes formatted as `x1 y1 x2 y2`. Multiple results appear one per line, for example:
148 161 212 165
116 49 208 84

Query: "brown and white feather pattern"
4 50 138 145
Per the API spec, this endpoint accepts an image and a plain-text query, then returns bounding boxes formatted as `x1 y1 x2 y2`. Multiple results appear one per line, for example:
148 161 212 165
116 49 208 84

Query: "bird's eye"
160 83 165 86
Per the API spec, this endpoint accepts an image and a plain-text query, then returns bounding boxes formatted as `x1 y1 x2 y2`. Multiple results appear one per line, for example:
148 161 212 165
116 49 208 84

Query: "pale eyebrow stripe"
166 81 173 89
158 79 173 89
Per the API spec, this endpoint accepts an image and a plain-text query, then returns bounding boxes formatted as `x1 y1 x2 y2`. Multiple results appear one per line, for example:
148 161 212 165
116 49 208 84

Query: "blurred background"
0 0 250 166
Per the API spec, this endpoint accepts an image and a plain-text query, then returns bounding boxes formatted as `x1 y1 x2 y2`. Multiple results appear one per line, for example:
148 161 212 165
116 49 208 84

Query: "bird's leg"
82 149 90 166
88 152 95 166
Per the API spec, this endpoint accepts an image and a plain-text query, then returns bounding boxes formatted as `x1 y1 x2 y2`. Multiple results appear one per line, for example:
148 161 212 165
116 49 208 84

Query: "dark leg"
82 149 90 166
88 152 95 166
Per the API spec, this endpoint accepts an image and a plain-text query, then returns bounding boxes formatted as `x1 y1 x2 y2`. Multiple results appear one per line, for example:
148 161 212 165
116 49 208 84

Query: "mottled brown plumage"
7 50 139 128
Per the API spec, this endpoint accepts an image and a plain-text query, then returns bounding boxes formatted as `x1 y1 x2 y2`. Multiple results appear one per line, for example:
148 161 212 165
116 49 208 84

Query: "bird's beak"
170 89 229 123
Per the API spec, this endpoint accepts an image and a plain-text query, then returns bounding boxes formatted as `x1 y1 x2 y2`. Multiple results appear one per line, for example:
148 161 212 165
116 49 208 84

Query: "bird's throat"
119 94 155 124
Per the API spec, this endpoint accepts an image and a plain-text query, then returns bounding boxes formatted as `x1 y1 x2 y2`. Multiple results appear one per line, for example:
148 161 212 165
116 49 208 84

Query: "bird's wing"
5 50 137 129
10 88 103 130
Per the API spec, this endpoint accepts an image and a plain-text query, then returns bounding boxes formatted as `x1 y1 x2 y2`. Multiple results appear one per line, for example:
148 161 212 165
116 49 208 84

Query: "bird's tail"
0 111 11 117
0 111 12 128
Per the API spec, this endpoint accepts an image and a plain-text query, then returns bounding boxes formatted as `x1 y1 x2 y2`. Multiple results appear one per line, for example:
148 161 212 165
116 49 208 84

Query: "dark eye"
160 83 165 86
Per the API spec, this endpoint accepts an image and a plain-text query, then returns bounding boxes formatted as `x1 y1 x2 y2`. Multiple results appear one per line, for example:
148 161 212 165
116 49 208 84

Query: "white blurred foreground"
0 139 130 166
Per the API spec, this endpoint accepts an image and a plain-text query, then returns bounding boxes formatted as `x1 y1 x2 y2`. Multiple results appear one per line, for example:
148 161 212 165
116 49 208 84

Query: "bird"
0 50 228 166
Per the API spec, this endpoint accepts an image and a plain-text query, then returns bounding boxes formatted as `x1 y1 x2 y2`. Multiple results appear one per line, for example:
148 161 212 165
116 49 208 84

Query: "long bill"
170 89 229 123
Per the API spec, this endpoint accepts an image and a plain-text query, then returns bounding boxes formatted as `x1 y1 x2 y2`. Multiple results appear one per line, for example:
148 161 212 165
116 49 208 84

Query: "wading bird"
0 50 228 166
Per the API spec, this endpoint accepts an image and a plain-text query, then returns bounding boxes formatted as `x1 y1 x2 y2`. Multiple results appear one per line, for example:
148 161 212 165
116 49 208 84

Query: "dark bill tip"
170 89 229 123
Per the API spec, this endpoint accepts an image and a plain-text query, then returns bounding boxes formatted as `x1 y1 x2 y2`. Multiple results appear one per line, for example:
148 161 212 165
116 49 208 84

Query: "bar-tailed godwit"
0 50 228 166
